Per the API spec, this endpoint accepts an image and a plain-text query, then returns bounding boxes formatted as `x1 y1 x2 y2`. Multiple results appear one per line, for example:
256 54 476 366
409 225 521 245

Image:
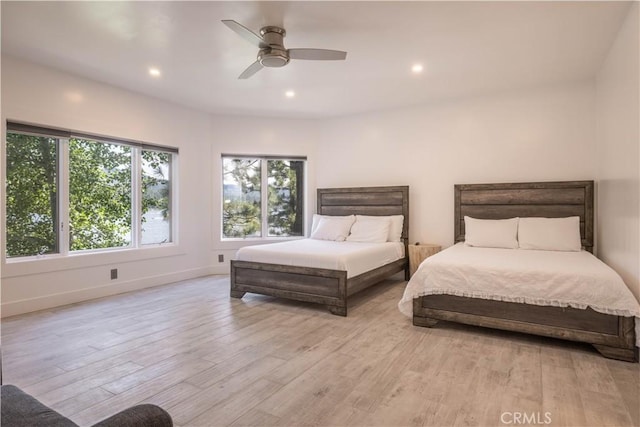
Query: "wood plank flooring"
2 275 639 426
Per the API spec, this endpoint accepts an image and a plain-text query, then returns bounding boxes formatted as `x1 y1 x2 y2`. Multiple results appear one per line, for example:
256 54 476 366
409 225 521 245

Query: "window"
5 133 59 257
4 122 177 259
222 155 305 239
69 138 132 250
141 149 172 244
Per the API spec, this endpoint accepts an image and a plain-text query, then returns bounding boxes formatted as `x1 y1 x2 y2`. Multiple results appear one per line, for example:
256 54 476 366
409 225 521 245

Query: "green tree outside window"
222 156 304 239
5 131 174 258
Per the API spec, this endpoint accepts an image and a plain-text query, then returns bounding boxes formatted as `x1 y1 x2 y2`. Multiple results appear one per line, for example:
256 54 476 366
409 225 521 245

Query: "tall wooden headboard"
317 186 410 250
454 181 594 252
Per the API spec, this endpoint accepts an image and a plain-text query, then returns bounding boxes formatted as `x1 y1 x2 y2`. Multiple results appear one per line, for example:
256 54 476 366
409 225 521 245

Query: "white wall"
1 56 212 317
0 56 318 316
316 83 597 247
595 4 640 301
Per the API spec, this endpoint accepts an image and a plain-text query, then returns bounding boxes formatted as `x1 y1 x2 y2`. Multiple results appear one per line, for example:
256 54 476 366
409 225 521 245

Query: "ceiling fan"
222 20 347 79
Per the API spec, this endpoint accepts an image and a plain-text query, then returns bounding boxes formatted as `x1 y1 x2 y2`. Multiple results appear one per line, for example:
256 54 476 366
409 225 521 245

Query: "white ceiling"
1 1 632 119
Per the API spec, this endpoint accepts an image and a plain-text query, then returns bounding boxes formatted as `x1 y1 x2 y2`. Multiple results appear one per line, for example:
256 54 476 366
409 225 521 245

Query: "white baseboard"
1 266 223 318
210 264 229 275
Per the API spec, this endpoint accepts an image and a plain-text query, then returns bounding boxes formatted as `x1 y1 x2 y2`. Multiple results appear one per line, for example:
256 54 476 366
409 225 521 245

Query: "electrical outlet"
110 268 118 280
218 254 224 263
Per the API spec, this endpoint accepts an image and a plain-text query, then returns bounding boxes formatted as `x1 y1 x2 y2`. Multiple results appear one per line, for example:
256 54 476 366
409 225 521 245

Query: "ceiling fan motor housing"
258 26 289 67
258 48 289 67
221 19 347 78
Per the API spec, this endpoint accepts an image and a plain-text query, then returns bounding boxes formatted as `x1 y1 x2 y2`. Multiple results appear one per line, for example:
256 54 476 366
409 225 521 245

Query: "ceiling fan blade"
238 60 264 79
288 48 347 61
222 20 268 48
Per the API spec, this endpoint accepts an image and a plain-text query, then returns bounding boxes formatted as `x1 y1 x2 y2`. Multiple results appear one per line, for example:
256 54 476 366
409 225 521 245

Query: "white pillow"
356 215 404 242
518 216 582 251
311 214 354 235
346 218 391 243
464 216 519 249
310 216 355 242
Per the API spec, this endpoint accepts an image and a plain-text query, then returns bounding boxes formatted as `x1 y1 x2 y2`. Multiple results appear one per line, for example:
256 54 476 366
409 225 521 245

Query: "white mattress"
235 239 405 278
398 243 640 346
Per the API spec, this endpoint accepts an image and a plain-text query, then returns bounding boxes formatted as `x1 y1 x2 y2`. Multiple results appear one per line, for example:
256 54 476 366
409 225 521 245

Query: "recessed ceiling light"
411 64 424 74
148 67 161 77
285 90 296 98
64 91 84 103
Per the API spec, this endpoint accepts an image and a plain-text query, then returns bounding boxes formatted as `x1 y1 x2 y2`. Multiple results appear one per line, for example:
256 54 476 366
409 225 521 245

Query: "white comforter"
235 239 405 278
398 243 640 345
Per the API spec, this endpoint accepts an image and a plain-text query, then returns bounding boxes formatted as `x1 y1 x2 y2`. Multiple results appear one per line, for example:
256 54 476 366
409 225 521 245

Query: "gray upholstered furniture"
1 384 173 427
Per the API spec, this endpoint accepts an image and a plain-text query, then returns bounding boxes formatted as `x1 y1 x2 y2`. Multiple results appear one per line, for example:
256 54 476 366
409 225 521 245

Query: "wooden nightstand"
408 243 441 278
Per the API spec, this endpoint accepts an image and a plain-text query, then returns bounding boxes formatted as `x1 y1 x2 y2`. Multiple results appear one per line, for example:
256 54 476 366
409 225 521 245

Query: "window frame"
140 147 174 246
221 154 306 242
67 136 134 254
3 121 179 263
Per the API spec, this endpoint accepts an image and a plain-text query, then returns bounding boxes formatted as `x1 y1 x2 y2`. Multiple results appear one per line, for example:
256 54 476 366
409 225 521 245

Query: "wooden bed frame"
230 186 409 316
413 181 638 362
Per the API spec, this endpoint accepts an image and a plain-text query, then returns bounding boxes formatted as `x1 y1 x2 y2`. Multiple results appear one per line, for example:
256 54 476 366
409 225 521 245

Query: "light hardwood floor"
2 275 639 427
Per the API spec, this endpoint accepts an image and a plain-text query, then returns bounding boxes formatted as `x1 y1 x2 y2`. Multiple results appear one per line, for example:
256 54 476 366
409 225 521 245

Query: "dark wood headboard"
317 186 409 248
454 181 594 251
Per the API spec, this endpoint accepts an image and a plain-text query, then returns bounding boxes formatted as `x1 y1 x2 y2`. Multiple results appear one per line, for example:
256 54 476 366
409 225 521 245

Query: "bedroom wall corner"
208 114 319 271
0 56 216 317
595 3 640 301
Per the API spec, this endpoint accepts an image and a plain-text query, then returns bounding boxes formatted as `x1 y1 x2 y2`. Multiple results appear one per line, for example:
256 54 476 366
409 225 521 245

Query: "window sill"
2 244 184 278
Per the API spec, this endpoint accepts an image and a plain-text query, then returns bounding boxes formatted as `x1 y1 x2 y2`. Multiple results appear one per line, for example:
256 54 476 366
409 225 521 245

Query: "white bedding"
235 239 405 278
398 243 640 346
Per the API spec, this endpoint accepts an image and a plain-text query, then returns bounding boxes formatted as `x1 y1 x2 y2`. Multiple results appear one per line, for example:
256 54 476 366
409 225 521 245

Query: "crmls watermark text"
500 412 552 425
